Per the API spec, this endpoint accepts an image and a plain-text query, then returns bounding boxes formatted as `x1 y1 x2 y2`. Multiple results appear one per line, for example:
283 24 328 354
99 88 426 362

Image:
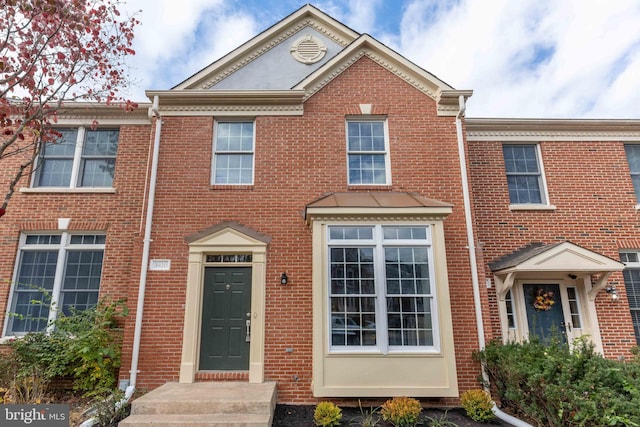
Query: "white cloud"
115 0 640 118
394 0 640 118
120 0 258 101
344 0 383 35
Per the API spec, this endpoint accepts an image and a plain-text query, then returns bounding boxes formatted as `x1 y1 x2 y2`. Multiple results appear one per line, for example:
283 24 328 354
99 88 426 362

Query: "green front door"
199 267 252 370
524 284 566 344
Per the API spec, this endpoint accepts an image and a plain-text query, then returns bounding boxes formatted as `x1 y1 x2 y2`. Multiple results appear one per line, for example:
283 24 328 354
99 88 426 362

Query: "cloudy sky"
119 0 640 119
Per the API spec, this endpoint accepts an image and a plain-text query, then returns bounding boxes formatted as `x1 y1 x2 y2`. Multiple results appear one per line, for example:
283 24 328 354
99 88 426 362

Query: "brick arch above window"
20 220 110 231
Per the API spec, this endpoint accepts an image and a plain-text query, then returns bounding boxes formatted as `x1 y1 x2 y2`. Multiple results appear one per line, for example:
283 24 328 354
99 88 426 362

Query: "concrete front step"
118 382 277 427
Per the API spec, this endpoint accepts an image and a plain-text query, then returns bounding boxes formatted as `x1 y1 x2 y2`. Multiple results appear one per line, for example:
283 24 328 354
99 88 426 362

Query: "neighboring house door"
523 284 566 344
199 267 252 370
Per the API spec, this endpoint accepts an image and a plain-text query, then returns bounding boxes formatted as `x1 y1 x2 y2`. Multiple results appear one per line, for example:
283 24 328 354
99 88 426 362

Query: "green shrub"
460 389 494 423
476 337 640 427
8 298 127 399
314 401 342 427
56 299 128 396
380 396 422 427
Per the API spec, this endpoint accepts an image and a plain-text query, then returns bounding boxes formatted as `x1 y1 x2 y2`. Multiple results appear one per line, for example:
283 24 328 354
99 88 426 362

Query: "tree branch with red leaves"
0 0 140 217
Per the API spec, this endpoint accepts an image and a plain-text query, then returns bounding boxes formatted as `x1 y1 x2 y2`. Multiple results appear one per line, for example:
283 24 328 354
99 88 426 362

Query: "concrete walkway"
119 382 277 427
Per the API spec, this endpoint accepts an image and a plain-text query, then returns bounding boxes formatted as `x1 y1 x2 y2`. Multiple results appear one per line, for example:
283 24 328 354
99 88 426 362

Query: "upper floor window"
212 121 254 185
328 225 437 352
35 128 119 188
4 233 105 336
620 251 640 344
347 119 390 185
502 144 547 204
624 144 640 202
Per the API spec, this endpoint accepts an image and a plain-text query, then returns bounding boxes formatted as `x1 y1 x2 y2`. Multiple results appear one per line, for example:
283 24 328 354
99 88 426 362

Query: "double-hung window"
620 251 640 344
5 233 105 336
502 144 547 204
212 121 255 185
36 128 119 188
624 144 640 202
347 120 389 185
328 225 437 352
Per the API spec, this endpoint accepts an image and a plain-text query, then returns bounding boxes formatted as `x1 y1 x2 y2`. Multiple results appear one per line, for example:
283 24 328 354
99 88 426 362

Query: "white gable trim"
174 5 358 91
292 35 470 115
495 242 623 274
493 242 623 301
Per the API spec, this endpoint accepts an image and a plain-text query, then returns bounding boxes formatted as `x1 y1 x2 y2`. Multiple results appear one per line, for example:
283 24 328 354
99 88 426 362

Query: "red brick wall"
0 123 151 363
0 58 494 405
134 57 489 403
468 139 637 358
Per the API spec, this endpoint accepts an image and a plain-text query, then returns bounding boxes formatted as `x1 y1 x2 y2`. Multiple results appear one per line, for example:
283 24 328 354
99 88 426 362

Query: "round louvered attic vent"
290 34 327 64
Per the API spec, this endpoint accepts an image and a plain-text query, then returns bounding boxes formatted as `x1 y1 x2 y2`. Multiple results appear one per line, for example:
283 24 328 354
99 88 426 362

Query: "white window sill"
328 348 441 356
509 204 557 211
0 335 17 345
20 187 117 194
635 204 640 210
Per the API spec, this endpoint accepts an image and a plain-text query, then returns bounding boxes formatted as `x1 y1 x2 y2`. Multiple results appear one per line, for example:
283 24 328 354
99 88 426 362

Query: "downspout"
129 95 162 389
455 97 533 427
455 95 485 351
79 97 162 427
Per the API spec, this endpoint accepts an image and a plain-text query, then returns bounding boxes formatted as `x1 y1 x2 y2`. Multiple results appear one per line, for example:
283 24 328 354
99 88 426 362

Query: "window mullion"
47 232 69 330
69 127 85 189
374 226 389 354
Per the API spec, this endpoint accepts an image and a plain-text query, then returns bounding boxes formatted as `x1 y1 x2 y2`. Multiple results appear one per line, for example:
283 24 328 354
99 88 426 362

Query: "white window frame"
623 144 640 208
211 119 256 185
504 290 517 330
3 232 106 337
502 143 552 209
620 250 640 344
565 286 583 330
32 127 119 189
326 225 439 354
346 118 391 186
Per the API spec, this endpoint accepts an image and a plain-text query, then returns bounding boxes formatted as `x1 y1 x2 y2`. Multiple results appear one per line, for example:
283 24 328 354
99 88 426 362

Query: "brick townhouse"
1 4 639 406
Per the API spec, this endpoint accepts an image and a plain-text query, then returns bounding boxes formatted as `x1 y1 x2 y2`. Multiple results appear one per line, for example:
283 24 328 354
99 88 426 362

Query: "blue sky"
121 0 640 119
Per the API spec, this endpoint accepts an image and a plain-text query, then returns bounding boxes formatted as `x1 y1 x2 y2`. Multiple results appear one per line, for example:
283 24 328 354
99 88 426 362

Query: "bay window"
328 225 437 352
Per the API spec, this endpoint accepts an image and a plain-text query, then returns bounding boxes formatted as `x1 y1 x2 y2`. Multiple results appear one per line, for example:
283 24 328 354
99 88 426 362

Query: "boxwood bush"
475 337 640 427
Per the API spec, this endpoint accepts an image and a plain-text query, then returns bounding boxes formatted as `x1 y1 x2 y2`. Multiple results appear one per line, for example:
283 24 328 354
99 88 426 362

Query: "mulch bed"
273 404 510 427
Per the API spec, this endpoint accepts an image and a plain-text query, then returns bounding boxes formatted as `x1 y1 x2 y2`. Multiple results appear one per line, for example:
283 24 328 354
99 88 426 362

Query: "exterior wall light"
605 285 620 301
280 272 288 285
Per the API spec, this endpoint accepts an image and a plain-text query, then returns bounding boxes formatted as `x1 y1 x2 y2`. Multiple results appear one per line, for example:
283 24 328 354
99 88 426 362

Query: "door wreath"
532 288 555 311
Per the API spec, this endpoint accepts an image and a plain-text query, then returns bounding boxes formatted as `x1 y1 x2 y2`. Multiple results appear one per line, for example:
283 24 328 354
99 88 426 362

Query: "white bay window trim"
310 217 457 397
620 250 640 344
327 225 439 354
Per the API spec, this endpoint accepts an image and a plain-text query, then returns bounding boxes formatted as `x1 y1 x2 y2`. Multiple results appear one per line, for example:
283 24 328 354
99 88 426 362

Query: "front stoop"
118 382 277 427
